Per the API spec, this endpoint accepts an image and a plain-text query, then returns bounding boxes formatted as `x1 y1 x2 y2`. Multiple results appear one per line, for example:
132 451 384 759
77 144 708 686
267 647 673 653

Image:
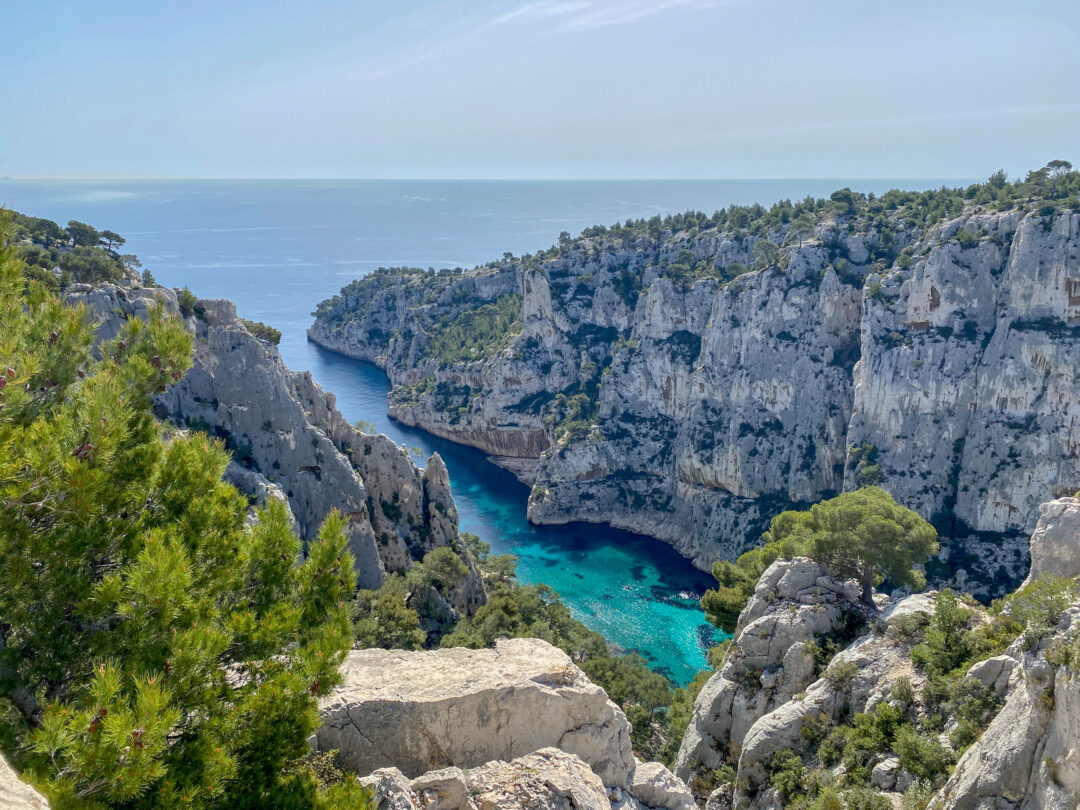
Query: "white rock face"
629 762 698 810
674 499 1080 810
675 559 867 780
1022 497 1080 586
937 604 1080 810
310 208 1080 594
71 283 483 607
0 755 49 810
315 638 635 787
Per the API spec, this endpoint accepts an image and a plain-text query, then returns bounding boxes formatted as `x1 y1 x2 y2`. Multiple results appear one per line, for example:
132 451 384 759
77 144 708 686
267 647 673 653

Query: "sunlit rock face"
313 638 635 788
74 282 484 608
311 208 1080 595
0 755 50 810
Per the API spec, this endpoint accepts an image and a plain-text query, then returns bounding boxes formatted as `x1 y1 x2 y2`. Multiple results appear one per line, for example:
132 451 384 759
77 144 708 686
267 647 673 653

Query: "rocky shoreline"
309 198 1080 597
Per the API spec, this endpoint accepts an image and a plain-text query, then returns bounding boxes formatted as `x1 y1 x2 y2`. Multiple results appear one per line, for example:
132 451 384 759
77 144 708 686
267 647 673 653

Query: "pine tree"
0 220 372 809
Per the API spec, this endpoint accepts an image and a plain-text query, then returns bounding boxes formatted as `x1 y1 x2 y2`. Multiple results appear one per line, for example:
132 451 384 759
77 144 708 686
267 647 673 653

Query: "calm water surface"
0 178 963 683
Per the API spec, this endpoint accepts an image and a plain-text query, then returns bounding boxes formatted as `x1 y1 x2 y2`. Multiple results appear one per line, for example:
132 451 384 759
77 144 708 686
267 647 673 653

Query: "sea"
0 178 966 684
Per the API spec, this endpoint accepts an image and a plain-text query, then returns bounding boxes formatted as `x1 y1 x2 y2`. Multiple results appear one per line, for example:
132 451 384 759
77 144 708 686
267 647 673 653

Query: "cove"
305 345 722 685
0 178 962 683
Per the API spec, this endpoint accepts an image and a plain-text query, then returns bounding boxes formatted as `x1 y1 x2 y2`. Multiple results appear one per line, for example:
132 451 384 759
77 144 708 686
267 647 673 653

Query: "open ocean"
0 177 966 683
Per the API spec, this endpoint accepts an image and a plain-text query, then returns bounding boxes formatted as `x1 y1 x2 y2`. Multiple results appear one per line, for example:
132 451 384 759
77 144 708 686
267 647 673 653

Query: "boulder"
360 768 421 810
705 785 733 810
628 762 698 810
315 638 634 787
870 757 899 791
410 767 470 810
964 655 1016 697
0 755 49 810
359 750 610 810
466 749 610 810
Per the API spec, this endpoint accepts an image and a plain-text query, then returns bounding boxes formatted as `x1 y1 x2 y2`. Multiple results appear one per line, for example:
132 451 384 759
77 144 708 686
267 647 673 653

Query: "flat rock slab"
315 638 634 786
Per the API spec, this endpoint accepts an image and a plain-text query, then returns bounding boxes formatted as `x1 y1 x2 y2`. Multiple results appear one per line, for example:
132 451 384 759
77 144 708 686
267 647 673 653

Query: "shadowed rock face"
0 755 50 810
71 282 483 609
314 638 635 788
310 208 1080 595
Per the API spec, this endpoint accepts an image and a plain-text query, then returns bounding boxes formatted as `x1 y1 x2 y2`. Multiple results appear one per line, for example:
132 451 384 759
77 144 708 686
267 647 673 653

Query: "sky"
2 0 1078 179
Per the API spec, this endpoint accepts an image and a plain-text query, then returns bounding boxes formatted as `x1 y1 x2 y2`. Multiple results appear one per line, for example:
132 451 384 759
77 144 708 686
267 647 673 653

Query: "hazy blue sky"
3 0 1078 179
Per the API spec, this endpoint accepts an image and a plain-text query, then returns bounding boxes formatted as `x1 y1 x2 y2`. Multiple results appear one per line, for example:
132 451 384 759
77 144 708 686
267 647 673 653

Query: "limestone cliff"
70 280 484 608
310 188 1080 593
673 498 1080 810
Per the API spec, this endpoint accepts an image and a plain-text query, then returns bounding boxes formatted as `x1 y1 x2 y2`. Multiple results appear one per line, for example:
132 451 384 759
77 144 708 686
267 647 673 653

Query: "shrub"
355 574 427 650
825 659 859 688
888 611 931 643
1007 574 1079 642
176 285 204 319
242 317 283 345
891 677 916 708
955 228 980 249
902 779 936 810
767 749 806 803
894 725 954 782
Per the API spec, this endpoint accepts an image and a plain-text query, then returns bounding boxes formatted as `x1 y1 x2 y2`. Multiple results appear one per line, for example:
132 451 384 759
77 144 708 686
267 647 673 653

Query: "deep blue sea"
0 178 964 683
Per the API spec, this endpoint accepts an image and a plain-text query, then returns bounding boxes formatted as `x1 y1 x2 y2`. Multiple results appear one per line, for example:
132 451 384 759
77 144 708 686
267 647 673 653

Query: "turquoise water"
0 178 964 683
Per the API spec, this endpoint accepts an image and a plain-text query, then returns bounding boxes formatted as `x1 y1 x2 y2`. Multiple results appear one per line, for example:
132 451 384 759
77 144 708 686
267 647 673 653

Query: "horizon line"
2 175 980 183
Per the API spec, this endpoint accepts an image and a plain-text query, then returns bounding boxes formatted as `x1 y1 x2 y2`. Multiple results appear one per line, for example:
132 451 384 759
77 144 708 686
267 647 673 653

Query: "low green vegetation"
422 292 522 366
0 223 373 808
241 318 283 345
8 211 142 288
176 285 204 319
744 581 1051 809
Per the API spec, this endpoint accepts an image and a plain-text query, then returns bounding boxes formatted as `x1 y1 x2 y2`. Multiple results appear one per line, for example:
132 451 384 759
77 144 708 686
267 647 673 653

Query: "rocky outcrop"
676 567 955 809
71 281 483 607
731 608 926 805
935 604 1080 810
0 755 49 809
317 638 699 808
1022 496 1080 586
628 762 699 810
311 203 1080 594
358 750 697 810
674 558 870 781
674 498 1080 810
314 638 635 787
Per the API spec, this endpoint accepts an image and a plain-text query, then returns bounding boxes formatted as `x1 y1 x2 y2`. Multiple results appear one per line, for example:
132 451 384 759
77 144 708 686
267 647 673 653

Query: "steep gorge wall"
72 280 483 610
310 205 1080 593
